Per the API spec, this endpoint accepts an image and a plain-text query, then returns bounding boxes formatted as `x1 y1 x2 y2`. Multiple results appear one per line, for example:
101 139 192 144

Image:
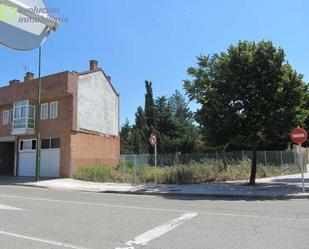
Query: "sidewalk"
1 173 309 199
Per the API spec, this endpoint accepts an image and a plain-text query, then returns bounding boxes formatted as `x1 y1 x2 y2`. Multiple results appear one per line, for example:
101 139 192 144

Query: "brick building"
0 60 120 177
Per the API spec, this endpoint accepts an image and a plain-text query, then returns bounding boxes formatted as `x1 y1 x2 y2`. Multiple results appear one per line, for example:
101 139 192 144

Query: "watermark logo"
0 4 67 26
0 4 17 24
18 6 68 25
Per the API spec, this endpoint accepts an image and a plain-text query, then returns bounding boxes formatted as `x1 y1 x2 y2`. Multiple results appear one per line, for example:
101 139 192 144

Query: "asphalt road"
0 185 308 249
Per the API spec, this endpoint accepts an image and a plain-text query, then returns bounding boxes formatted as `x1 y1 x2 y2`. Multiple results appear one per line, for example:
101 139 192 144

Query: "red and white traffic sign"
149 133 157 147
290 127 307 144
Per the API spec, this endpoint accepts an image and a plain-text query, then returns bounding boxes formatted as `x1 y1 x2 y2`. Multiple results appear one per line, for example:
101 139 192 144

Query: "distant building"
0 60 120 177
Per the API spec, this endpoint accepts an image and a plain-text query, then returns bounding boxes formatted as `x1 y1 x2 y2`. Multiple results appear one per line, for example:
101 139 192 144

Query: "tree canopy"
121 81 201 155
184 40 309 184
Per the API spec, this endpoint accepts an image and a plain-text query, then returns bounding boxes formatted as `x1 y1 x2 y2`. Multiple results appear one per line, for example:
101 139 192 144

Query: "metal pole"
298 144 305 193
134 154 137 185
154 144 157 184
35 46 42 182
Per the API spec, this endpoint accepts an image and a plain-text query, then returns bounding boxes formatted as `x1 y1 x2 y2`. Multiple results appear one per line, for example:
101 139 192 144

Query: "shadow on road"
0 176 57 185
155 179 309 202
270 177 309 184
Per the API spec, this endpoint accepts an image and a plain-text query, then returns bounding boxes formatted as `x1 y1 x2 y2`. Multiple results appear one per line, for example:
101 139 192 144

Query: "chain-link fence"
121 150 297 167
74 150 307 185
117 150 306 184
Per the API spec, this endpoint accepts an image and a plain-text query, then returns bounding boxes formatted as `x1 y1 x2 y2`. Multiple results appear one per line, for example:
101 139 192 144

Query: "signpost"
149 133 157 185
290 127 307 193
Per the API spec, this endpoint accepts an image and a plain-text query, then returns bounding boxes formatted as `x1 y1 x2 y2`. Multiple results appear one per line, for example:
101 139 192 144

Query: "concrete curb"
12 183 309 200
100 190 309 200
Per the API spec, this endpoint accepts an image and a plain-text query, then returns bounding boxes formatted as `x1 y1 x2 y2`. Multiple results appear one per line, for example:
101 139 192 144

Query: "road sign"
149 133 157 147
149 133 157 185
290 127 307 144
291 127 307 193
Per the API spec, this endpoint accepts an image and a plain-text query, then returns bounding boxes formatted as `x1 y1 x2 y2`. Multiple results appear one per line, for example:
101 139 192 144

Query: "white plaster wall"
77 71 119 135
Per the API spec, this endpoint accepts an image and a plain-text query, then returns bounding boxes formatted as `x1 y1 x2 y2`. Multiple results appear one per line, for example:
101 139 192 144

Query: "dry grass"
73 159 299 184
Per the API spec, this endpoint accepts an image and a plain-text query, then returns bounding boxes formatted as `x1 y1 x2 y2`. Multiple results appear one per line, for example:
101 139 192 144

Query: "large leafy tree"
184 55 241 168
185 40 309 184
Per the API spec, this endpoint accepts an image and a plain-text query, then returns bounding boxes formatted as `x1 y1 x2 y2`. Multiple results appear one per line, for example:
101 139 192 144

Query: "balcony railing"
11 100 35 135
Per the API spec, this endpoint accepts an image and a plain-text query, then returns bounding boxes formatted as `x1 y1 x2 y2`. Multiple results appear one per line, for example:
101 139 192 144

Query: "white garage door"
18 139 60 177
18 151 36 176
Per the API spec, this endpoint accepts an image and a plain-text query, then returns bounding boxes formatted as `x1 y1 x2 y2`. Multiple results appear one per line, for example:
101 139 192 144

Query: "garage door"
18 139 60 177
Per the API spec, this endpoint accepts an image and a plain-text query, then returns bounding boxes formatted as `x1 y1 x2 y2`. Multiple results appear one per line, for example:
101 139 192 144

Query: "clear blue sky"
1 0 308 125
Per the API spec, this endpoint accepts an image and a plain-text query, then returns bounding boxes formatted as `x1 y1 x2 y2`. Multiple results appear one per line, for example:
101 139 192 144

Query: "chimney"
9 79 20 86
24 72 34 81
89 60 98 71
106 75 111 82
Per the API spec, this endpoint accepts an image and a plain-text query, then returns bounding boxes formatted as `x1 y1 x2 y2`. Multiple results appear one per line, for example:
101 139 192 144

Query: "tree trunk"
249 145 257 185
221 147 227 171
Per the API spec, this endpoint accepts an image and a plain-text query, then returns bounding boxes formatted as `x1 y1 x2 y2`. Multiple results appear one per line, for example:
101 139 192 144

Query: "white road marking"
0 204 24 211
0 194 308 221
115 213 198 249
0 194 188 214
0 231 88 249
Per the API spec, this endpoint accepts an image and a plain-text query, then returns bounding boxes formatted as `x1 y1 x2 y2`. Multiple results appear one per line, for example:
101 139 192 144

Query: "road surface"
0 185 308 249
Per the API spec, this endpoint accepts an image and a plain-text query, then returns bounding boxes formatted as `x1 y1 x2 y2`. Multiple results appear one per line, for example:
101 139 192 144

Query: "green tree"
185 40 309 184
169 90 192 122
168 90 201 153
155 96 177 153
120 119 133 154
133 106 148 154
144 80 156 130
184 55 241 168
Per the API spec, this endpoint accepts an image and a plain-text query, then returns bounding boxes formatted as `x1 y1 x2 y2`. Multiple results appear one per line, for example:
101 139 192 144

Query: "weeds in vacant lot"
73 159 299 184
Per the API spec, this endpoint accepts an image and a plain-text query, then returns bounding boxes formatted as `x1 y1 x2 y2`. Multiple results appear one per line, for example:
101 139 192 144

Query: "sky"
0 0 308 125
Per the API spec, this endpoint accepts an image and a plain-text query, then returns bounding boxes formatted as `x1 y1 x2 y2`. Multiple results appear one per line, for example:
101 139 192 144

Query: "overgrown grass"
73 159 300 184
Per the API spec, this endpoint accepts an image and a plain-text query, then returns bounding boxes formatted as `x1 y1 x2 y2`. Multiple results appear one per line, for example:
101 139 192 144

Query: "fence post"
242 150 245 161
264 151 267 166
133 154 137 185
121 157 125 183
280 151 283 166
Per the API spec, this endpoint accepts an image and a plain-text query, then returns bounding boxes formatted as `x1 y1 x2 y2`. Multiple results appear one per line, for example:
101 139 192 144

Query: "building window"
41 138 60 149
41 138 50 149
19 139 36 151
51 138 60 148
2 110 9 125
9 109 13 124
41 103 48 120
50 101 58 119
13 100 35 130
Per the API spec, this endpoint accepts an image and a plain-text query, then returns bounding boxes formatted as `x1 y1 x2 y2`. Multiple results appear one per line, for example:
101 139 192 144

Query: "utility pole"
35 46 42 181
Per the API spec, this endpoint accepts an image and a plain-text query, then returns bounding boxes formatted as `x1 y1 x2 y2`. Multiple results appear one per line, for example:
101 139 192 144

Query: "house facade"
0 60 120 177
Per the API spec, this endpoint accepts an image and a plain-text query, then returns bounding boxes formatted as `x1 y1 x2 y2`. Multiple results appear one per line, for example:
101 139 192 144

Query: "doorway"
0 142 15 176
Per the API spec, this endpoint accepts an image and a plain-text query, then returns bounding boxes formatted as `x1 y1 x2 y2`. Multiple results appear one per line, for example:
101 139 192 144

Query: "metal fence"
121 150 297 167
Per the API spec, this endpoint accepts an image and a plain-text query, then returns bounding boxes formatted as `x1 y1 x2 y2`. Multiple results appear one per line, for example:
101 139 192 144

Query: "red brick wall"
0 71 79 138
69 133 120 177
0 71 78 106
0 70 120 178
0 106 13 137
